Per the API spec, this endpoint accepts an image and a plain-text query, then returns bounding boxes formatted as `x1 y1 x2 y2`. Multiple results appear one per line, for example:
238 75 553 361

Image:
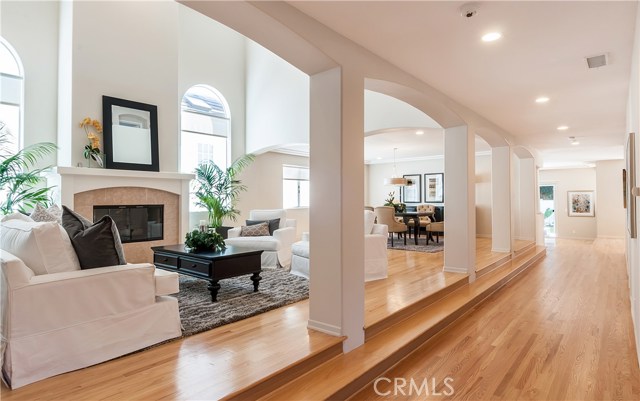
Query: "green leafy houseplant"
193 154 255 228
384 191 406 213
0 122 57 215
184 230 226 253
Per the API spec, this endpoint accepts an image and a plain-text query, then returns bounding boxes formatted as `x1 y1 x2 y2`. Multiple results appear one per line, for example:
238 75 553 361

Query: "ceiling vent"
586 54 608 69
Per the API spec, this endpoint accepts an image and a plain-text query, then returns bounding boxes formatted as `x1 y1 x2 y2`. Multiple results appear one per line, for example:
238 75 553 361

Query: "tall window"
0 37 24 156
180 85 230 174
283 165 309 209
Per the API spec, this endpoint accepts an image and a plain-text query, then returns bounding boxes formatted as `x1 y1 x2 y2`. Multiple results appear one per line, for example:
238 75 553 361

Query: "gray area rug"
387 235 444 253
177 269 309 337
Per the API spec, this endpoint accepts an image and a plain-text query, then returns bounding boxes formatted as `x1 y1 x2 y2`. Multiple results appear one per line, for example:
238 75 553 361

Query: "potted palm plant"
193 154 255 237
0 122 57 215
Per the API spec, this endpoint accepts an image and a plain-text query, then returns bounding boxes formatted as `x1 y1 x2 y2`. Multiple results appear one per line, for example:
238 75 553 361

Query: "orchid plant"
80 117 104 167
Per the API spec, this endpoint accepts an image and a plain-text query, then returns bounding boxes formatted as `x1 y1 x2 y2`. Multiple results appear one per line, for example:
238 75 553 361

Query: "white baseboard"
597 235 625 239
307 319 342 337
443 266 468 274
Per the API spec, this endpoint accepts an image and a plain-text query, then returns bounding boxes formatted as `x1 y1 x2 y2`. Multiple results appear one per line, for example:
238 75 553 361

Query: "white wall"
235 152 309 237
539 168 598 239
178 6 247 161
366 153 492 235
364 90 440 132
625 2 640 368
245 41 309 154
1 1 59 166
595 160 626 238
475 154 492 237
66 1 180 171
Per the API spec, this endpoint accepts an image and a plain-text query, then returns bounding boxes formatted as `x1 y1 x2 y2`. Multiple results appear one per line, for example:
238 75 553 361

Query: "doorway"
539 185 556 237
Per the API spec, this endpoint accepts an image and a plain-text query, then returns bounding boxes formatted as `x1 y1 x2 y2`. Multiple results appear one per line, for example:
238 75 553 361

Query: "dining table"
394 211 434 245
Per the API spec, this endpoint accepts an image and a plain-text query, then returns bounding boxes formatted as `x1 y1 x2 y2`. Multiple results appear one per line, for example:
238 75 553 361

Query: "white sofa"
0 215 181 389
290 210 389 281
225 209 297 269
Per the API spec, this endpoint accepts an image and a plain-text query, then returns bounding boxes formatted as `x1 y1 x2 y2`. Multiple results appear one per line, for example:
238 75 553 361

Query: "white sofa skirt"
3 296 181 389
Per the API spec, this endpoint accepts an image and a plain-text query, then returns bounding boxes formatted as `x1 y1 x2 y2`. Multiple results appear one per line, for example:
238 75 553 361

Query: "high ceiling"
289 1 638 168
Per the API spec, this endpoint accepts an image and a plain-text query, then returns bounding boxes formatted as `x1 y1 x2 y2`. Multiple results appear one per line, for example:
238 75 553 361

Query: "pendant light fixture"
384 148 408 186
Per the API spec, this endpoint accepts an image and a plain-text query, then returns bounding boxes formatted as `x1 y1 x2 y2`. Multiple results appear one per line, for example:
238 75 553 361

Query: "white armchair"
225 209 297 269
1 251 181 389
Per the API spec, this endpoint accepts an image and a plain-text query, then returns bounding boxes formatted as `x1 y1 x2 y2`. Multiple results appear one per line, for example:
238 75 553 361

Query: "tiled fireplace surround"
47 167 194 263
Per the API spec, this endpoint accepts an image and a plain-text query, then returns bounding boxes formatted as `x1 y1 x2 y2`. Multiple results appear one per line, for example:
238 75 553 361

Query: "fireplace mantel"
46 166 194 241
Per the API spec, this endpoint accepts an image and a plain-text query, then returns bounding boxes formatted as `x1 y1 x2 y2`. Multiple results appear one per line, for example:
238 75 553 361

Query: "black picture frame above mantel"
103 95 159 172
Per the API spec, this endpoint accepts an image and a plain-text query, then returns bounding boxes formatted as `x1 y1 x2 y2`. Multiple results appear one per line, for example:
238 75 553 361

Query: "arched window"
180 85 230 173
0 37 24 155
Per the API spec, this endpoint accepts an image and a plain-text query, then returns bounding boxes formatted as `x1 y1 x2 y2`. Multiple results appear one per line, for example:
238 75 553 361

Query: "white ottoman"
291 232 310 279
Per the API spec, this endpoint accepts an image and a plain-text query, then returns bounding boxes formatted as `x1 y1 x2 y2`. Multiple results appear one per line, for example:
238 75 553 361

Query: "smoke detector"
460 3 478 18
586 53 608 69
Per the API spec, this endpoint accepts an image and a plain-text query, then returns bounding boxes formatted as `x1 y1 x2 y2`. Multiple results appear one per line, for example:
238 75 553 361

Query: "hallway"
353 238 640 400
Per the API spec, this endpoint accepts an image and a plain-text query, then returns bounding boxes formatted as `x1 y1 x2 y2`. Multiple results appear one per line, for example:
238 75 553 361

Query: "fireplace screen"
93 205 163 243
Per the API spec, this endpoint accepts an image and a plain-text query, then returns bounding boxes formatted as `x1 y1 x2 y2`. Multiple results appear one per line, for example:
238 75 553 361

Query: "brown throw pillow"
240 222 270 237
61 206 127 269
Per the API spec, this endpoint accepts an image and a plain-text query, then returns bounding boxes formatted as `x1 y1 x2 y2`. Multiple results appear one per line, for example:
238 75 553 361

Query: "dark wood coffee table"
151 244 263 302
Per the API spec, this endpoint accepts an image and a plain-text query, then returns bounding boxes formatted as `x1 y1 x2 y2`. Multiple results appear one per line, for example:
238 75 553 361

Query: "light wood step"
476 252 512 278
513 241 536 257
259 247 546 401
364 273 468 341
222 337 344 400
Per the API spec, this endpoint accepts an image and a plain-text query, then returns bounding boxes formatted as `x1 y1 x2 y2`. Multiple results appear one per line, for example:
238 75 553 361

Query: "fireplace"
94 205 164 243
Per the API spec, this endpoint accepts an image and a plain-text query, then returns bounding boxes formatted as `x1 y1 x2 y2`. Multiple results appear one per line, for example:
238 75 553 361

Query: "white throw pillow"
0 219 81 275
1 212 33 223
364 210 375 235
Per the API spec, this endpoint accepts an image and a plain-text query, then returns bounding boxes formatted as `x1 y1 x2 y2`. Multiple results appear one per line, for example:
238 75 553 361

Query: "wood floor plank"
351 239 640 401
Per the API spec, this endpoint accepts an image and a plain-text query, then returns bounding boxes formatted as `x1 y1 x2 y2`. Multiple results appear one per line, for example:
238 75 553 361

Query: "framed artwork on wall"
401 174 421 203
424 173 444 203
103 96 159 172
567 190 595 217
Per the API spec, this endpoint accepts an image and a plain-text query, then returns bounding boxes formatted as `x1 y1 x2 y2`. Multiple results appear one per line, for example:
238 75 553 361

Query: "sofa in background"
225 209 297 269
290 210 389 281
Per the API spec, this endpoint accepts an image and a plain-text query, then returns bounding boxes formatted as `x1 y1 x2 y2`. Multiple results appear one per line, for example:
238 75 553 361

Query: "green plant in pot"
193 154 255 229
184 229 226 253
0 122 57 215
384 191 406 213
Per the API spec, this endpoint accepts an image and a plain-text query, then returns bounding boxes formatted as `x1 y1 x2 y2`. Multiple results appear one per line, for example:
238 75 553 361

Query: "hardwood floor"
5 238 632 401
352 238 640 400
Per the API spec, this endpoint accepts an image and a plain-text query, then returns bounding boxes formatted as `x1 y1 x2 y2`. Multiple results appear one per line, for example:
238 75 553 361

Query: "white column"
444 125 476 279
519 158 536 241
308 67 365 352
491 146 512 252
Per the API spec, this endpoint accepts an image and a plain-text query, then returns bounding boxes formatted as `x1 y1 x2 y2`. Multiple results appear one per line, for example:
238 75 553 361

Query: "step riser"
365 277 468 341
224 342 343 401
513 242 536 257
476 256 511 278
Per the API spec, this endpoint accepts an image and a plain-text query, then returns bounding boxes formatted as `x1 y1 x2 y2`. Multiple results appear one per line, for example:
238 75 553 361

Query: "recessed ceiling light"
571 141 580 145
569 136 580 145
482 32 502 42
557 125 569 131
376 157 383 160
535 97 550 103
416 130 424 135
